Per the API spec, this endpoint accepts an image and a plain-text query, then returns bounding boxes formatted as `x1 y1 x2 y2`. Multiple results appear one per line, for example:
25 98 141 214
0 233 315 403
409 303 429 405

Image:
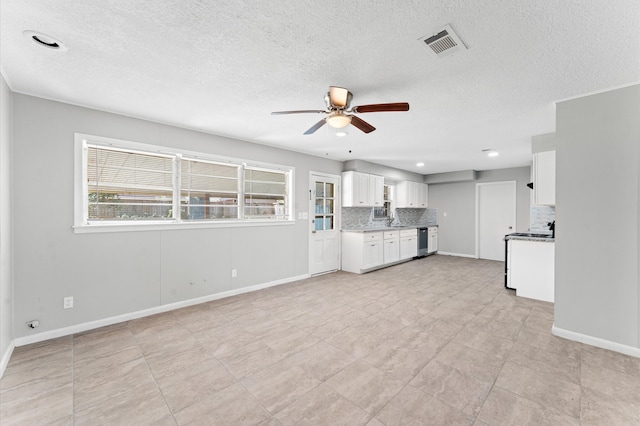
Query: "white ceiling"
1 1 639 174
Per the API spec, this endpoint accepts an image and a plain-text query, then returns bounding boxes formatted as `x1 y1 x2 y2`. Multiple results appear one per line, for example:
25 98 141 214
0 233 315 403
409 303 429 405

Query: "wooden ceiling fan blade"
329 86 351 107
350 116 376 134
352 102 410 113
304 119 327 135
271 110 326 115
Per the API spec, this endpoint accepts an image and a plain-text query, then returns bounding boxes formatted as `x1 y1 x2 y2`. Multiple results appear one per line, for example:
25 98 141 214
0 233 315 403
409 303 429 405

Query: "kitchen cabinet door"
428 230 438 253
533 151 555 205
418 183 429 207
400 236 417 259
383 238 400 263
342 171 371 206
363 241 383 269
396 181 418 208
370 174 384 207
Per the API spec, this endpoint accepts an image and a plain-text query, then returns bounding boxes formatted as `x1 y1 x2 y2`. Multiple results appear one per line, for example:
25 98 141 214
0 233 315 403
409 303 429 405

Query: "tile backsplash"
341 207 438 229
394 208 438 227
341 207 374 228
530 205 555 233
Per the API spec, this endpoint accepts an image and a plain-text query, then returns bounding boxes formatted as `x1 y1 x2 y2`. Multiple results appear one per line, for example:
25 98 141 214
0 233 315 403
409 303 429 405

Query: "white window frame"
74 133 295 233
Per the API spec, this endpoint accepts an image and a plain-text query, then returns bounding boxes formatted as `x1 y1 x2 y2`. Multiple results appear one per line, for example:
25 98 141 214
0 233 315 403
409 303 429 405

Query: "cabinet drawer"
363 232 383 242
400 228 417 237
383 230 398 240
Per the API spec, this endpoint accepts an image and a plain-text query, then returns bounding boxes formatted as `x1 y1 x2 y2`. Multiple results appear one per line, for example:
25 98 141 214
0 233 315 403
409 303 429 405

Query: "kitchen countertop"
505 232 554 242
341 225 426 232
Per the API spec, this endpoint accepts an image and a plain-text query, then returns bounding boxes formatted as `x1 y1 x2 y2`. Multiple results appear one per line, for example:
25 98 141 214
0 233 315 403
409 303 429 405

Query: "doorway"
476 181 516 261
309 172 340 275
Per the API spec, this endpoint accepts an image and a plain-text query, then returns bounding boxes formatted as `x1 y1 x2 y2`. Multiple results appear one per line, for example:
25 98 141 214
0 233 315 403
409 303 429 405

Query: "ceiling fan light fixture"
329 86 350 107
327 114 351 128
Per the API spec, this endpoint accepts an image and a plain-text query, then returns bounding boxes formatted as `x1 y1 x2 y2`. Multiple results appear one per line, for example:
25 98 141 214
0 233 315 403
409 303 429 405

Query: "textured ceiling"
1 1 639 174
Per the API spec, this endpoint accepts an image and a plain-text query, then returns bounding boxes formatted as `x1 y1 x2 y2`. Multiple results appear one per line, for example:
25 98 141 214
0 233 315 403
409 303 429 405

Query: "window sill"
73 219 295 234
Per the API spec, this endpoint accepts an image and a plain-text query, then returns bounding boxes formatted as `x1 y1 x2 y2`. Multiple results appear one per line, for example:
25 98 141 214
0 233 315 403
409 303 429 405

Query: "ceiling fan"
271 86 409 135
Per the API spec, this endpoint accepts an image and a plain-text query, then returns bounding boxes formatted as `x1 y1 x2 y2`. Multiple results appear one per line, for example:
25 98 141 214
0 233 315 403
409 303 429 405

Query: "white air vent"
418 24 467 58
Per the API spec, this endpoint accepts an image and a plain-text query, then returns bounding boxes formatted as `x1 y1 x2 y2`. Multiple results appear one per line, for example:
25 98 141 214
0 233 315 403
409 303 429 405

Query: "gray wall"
555 84 639 349
343 159 423 183
531 132 556 153
11 94 343 339
1 75 13 366
428 167 531 256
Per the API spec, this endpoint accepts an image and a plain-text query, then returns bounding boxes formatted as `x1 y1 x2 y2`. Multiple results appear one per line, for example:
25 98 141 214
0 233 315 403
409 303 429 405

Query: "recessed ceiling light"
23 30 67 51
482 148 499 157
336 131 348 137
416 162 425 167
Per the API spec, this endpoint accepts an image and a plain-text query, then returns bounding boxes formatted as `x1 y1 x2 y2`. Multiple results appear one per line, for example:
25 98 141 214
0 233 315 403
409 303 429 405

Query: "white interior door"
309 173 340 275
476 181 516 261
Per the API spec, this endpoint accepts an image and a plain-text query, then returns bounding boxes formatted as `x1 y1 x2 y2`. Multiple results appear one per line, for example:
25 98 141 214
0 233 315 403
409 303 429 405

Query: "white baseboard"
1 340 15 378
436 252 478 259
552 325 640 358
14 273 310 348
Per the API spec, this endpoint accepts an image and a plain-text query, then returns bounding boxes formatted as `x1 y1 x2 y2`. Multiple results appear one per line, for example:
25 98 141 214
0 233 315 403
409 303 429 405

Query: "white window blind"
180 158 239 220
87 146 174 221
244 167 289 219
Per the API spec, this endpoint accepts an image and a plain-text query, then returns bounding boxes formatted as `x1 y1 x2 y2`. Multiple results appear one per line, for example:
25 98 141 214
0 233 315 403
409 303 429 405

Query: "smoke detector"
418 24 467 58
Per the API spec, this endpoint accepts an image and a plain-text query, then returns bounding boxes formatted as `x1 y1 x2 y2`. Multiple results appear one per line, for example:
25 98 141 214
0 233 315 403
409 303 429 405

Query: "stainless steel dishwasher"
417 227 428 257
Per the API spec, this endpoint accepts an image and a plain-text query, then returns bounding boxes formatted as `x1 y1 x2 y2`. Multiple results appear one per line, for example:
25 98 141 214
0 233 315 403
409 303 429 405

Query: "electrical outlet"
63 296 74 309
231 269 237 278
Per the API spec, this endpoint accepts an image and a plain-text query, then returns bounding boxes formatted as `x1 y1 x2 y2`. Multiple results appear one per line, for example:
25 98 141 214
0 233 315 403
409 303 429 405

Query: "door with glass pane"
309 173 340 275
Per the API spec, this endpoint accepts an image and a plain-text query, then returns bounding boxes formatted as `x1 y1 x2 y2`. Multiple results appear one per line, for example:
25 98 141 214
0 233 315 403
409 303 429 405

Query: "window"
87 146 174 221
373 184 392 219
313 180 335 231
181 158 240 220
244 167 289 219
75 134 293 231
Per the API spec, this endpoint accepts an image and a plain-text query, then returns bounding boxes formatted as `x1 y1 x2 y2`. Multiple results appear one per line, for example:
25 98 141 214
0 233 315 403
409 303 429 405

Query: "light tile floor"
1 255 639 425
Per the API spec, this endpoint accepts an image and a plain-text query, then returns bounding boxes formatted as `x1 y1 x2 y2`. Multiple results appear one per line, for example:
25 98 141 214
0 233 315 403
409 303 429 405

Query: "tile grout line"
131 316 180 425
469 302 533 424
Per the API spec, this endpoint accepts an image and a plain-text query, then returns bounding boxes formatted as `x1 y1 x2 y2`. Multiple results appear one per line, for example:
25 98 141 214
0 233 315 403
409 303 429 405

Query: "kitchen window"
74 133 293 232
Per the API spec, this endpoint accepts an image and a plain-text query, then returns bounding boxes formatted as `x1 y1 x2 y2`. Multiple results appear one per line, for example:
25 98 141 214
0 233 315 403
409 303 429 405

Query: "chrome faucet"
387 212 395 227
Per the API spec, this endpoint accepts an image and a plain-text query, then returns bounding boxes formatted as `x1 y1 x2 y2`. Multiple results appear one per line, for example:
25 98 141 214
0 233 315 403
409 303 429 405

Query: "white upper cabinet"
533 151 556 205
395 181 428 208
342 171 384 207
369 174 384 207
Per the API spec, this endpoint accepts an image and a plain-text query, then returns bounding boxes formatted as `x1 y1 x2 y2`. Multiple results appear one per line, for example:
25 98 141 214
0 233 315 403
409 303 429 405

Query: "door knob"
508 226 513 230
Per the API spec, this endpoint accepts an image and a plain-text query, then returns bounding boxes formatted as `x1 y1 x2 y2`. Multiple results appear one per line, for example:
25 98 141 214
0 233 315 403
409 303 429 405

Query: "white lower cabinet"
342 231 382 273
427 227 438 254
399 229 418 259
342 228 417 274
383 231 400 263
362 237 383 270
508 239 555 302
